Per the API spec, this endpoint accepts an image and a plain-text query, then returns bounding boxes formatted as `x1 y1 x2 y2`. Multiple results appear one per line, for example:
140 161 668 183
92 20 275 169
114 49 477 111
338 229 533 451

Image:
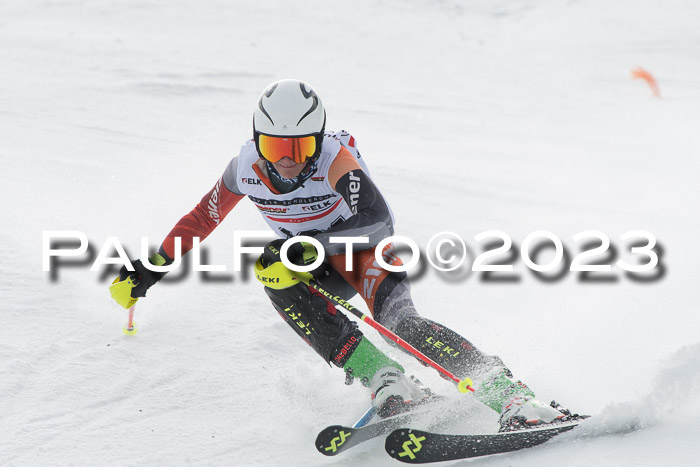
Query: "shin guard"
393 316 506 379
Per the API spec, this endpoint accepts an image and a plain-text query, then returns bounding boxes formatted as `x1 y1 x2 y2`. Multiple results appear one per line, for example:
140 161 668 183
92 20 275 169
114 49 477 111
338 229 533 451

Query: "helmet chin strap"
265 156 319 194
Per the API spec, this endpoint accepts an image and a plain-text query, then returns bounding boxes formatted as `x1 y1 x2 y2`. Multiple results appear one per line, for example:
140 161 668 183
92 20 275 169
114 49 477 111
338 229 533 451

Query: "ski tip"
315 425 353 456
385 428 428 464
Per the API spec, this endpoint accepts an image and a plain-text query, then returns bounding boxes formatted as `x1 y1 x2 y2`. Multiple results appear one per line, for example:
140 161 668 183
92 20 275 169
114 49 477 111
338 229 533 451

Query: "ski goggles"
255 133 319 164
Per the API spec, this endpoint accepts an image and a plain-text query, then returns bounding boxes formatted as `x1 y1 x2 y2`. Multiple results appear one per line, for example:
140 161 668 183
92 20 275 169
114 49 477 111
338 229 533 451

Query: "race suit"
157 130 502 378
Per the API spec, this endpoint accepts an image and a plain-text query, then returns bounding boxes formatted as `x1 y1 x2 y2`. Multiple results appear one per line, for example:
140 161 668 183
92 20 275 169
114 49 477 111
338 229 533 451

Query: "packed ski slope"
2 0 699 465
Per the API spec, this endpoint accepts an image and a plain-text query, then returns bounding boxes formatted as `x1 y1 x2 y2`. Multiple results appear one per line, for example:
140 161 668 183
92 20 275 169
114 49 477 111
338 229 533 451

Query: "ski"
385 419 585 463
315 392 463 456
315 410 419 456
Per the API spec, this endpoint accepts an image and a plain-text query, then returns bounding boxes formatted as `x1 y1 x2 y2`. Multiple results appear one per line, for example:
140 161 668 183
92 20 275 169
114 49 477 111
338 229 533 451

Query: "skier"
115 79 576 431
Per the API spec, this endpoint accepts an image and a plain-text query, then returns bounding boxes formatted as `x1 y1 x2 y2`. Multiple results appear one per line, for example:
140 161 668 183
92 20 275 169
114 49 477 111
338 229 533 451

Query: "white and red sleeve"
159 175 244 260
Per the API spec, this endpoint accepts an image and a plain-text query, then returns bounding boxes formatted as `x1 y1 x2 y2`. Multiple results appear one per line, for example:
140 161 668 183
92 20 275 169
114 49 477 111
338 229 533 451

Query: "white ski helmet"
253 79 326 164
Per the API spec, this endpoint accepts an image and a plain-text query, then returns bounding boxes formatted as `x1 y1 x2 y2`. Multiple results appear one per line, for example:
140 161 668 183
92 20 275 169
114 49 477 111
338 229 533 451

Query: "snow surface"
2 0 699 465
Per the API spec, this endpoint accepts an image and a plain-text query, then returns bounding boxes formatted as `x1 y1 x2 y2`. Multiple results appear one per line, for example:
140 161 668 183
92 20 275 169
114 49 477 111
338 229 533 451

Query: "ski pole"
109 275 139 335
123 304 137 335
307 280 475 394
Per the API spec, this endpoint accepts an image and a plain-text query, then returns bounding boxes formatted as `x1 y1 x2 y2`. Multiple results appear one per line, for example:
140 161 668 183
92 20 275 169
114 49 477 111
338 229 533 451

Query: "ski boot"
474 368 584 432
498 397 571 432
370 366 432 418
339 335 432 418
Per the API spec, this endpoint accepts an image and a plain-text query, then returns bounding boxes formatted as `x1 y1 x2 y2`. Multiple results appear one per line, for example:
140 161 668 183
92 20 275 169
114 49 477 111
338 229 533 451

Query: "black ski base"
385 420 583 463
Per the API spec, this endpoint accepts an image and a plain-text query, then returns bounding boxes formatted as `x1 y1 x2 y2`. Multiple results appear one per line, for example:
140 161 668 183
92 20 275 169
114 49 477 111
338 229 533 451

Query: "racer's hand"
118 253 169 298
260 239 317 268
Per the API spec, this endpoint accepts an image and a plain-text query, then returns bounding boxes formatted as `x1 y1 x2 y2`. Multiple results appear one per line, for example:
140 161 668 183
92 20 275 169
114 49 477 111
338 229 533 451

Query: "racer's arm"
159 158 245 261
313 146 394 255
116 158 245 298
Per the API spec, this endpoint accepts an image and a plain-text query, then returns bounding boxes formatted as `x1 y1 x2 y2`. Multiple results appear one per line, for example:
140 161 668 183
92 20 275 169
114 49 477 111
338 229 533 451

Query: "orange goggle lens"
258 134 317 164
